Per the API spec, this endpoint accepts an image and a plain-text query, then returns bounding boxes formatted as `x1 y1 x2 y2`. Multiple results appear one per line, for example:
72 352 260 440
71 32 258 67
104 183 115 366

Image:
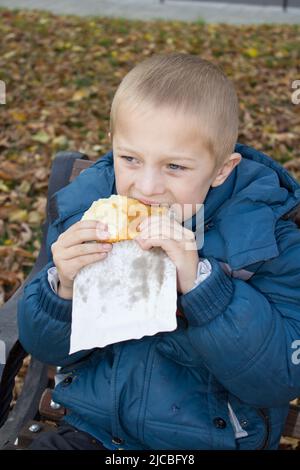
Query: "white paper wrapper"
69 240 177 353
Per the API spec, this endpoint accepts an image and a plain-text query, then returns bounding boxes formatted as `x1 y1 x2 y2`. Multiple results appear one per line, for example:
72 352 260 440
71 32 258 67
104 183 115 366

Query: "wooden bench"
0 150 299 450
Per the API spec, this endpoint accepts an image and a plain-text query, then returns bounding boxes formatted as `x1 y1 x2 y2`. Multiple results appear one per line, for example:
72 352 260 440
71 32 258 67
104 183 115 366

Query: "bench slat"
282 404 300 439
69 159 94 182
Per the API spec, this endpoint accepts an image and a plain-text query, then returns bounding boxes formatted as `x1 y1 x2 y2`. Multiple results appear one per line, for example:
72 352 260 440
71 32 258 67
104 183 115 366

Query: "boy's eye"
121 156 136 163
167 163 186 171
120 156 186 171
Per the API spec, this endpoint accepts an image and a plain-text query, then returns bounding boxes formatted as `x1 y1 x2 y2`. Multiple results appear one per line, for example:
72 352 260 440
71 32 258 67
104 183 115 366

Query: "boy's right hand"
51 220 112 299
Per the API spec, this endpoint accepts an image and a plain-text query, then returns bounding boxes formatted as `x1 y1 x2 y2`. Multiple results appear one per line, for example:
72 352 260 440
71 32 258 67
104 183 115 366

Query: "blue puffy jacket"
18 144 300 450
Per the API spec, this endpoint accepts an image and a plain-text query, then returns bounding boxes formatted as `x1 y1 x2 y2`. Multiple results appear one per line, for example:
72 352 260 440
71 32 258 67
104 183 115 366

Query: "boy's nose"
135 171 165 196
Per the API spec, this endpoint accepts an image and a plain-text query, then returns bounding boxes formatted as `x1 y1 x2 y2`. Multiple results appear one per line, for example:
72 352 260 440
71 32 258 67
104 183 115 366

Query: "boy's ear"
211 152 242 188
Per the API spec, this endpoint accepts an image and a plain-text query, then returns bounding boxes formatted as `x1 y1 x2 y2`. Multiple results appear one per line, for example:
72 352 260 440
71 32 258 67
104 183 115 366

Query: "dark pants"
28 423 109 450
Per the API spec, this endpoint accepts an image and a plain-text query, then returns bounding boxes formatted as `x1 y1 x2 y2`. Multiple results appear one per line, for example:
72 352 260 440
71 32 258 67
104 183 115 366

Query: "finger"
62 241 113 260
137 223 184 241
138 217 194 241
139 237 176 247
73 219 108 231
138 215 180 233
73 252 109 270
60 228 111 249
136 236 177 251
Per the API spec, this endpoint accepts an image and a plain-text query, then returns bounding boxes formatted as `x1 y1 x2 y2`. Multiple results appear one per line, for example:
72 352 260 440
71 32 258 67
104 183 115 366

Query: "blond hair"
109 53 239 166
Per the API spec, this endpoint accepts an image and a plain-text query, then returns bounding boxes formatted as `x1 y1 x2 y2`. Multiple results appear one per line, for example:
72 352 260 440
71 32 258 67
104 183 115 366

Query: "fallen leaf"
71 89 90 101
8 209 28 223
32 131 51 144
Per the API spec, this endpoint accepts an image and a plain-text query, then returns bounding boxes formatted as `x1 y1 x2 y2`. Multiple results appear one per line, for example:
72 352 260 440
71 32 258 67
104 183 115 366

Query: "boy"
18 53 300 450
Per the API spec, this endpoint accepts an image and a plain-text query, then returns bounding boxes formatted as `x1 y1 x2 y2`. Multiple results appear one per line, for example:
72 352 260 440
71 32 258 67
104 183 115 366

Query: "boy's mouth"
135 197 172 208
136 198 165 206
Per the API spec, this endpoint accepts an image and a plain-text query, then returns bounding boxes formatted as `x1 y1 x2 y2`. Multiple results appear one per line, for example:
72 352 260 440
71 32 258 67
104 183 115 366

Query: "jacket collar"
200 143 300 269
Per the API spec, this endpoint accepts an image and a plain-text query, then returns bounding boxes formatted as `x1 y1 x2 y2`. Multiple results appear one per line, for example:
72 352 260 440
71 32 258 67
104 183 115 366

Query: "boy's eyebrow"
115 147 197 162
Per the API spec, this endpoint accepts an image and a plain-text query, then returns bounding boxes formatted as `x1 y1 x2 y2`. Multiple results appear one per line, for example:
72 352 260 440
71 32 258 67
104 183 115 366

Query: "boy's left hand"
135 215 199 294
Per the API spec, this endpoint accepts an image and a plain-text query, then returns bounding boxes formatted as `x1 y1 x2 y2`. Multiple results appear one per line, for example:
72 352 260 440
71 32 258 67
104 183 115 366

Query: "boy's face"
112 104 240 221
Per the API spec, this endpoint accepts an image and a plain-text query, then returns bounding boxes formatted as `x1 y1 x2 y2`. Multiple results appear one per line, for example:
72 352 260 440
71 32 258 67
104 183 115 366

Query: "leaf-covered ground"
0 9 300 448
1 8 300 302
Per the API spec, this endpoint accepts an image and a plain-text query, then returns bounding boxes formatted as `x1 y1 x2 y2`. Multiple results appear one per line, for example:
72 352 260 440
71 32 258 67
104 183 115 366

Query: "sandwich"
81 194 168 243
